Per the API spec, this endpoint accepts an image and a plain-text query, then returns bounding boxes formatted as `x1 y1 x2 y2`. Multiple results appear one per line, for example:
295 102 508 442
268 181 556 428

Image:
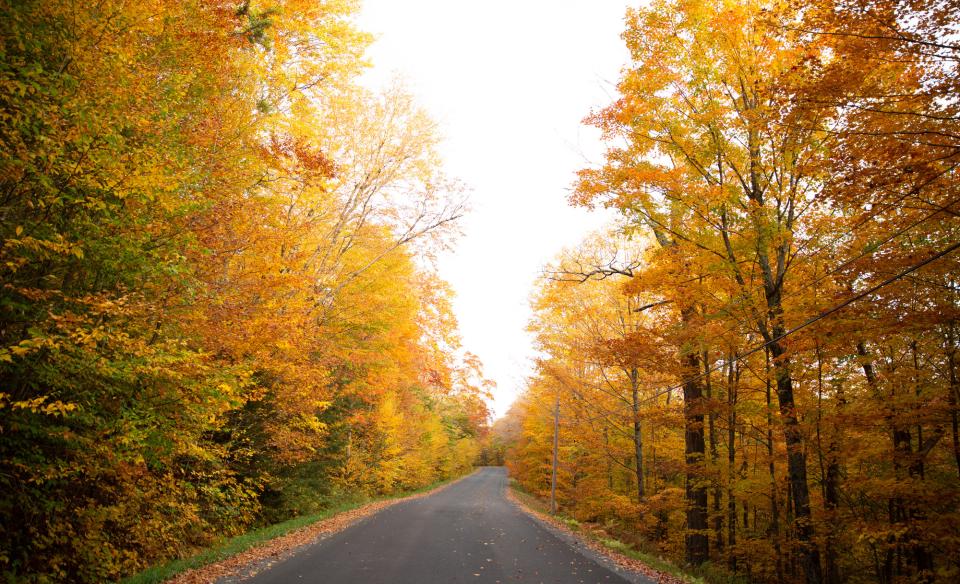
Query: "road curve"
237 466 645 584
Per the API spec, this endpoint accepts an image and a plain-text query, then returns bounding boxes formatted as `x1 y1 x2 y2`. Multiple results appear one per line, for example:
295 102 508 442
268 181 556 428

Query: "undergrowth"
125 473 470 584
509 481 748 584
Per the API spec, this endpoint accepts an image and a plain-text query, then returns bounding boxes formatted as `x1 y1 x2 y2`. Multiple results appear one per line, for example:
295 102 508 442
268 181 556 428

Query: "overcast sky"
356 1 630 417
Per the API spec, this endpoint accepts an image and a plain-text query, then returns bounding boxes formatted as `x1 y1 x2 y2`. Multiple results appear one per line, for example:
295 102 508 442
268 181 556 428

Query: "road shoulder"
505 485 688 584
160 471 477 584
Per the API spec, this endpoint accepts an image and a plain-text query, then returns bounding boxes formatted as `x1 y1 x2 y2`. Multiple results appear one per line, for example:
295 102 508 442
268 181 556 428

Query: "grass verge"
125 472 473 584
507 481 707 584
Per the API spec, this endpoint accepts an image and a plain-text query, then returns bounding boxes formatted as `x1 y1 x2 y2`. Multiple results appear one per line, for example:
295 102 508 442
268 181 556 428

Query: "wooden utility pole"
551 394 559 514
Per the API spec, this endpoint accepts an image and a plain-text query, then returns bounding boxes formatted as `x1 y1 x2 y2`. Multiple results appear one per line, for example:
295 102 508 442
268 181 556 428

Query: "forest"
502 0 959 583
0 0 491 581
3 0 959 583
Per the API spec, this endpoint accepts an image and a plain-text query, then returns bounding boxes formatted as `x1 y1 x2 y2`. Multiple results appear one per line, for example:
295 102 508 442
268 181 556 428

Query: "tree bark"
705 351 723 553
643 223 708 566
817 346 843 584
766 348 786 584
551 394 559 514
858 341 918 582
768 333 820 583
682 338 709 566
947 324 960 478
726 352 739 571
630 367 645 502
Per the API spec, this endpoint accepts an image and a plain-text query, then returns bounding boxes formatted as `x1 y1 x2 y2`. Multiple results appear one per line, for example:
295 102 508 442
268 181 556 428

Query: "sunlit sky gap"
356 1 633 417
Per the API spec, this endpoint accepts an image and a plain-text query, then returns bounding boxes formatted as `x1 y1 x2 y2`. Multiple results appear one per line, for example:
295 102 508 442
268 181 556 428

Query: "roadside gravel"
505 487 687 584
164 473 474 584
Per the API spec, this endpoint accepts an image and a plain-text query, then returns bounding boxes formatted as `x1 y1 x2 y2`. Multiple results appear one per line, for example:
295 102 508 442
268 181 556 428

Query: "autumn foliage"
0 1 489 581
507 0 959 583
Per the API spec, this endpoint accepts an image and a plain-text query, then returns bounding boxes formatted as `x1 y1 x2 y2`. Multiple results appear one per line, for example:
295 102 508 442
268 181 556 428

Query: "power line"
707 194 960 327
531 229 959 421
638 238 960 406
547 195 958 325
799 193 960 292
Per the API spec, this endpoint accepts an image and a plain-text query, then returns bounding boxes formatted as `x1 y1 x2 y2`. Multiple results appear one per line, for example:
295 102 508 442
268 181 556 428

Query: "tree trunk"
682 340 709 566
642 216 707 566
910 341 934 582
947 324 960 478
705 351 723 553
858 341 914 583
766 348 786 584
604 426 613 490
630 367 645 502
816 345 843 584
738 100 820 582
726 352 739 571
768 329 821 584
551 394 559 514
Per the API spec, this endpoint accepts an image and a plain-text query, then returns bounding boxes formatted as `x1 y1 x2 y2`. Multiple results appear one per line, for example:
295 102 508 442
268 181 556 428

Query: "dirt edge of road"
165 470 479 584
505 486 688 584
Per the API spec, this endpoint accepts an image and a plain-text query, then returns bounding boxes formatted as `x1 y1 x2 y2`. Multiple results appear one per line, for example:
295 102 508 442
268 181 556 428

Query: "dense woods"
3 0 959 582
0 1 490 581
506 0 959 583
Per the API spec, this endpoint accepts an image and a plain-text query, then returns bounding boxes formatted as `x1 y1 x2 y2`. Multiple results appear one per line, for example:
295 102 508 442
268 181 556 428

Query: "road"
238 466 647 584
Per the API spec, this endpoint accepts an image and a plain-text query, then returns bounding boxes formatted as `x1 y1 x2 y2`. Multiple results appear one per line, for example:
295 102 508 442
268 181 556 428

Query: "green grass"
604 537 703 583
508 481 706 584
124 473 471 584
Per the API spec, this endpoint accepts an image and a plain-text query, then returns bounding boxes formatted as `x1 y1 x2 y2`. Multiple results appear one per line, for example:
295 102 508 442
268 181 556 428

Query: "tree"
0 1 488 580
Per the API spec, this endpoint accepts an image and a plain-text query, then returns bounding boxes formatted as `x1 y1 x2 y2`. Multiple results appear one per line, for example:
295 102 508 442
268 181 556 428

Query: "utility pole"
551 393 559 514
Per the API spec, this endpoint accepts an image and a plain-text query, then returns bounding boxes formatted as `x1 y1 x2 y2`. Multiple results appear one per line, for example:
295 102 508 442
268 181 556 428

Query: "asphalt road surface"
239 466 646 584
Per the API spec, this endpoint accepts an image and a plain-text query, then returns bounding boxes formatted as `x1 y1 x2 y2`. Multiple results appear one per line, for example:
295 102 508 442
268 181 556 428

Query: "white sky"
356 1 630 418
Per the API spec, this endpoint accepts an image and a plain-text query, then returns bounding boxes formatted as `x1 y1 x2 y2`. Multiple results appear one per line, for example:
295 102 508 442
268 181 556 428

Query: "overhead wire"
637 239 960 406
530 200 959 420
